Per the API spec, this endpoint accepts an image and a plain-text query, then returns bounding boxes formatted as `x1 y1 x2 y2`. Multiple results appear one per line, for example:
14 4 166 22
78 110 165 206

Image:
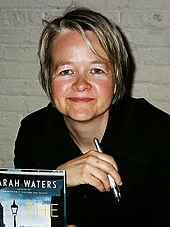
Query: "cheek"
51 80 67 97
97 81 115 99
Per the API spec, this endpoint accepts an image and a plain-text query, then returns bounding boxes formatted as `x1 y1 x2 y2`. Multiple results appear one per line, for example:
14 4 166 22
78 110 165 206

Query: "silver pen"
93 138 121 202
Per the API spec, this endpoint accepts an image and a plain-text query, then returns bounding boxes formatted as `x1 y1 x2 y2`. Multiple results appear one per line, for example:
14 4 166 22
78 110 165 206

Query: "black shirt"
14 96 170 226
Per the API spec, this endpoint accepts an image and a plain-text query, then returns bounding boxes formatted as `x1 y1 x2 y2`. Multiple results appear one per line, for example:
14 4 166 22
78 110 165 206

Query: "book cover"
0 169 67 227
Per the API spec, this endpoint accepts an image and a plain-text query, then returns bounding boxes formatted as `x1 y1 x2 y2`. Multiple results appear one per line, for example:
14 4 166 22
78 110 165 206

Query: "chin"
70 116 92 122
68 113 95 122
66 108 94 120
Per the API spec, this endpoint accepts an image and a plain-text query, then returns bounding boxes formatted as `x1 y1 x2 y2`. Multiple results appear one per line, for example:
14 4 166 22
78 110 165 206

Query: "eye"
91 68 104 74
91 68 103 74
60 69 73 76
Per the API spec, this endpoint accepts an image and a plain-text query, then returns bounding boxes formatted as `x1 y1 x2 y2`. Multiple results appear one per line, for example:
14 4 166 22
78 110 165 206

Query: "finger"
82 153 122 185
80 163 110 192
88 150 119 171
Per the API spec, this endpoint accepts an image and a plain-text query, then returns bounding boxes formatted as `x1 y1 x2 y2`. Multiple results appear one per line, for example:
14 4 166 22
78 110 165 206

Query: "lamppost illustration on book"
11 200 18 227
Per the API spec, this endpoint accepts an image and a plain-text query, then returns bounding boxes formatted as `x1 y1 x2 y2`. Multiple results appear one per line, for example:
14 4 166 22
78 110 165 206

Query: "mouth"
67 97 95 103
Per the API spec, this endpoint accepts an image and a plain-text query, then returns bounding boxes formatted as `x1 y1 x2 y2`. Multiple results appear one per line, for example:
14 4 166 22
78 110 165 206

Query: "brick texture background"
0 0 170 168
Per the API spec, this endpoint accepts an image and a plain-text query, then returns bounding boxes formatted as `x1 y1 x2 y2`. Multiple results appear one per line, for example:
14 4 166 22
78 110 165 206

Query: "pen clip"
93 138 102 152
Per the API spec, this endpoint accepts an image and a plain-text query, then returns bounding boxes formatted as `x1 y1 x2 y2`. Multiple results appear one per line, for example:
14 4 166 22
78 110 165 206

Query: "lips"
68 97 95 103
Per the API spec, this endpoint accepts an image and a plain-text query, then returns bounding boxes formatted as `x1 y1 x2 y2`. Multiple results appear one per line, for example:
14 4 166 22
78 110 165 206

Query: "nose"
71 75 92 92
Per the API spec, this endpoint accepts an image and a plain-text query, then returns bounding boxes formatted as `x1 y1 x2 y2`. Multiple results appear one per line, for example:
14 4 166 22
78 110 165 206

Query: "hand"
56 150 122 192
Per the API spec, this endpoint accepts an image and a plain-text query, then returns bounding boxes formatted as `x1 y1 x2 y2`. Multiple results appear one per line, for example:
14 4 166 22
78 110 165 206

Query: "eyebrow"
54 59 110 67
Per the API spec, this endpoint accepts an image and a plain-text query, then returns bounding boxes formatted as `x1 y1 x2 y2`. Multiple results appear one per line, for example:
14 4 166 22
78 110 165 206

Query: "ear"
113 83 117 94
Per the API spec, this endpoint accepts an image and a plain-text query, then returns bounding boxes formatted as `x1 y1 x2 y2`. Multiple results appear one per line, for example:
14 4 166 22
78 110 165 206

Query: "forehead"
51 29 108 61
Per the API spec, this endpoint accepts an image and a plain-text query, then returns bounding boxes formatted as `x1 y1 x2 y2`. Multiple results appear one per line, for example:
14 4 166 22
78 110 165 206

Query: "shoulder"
121 95 169 122
18 103 64 137
21 103 60 125
120 95 170 143
110 96 170 164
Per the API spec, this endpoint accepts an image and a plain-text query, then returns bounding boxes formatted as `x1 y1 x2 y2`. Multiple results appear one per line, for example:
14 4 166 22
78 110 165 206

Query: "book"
0 168 67 227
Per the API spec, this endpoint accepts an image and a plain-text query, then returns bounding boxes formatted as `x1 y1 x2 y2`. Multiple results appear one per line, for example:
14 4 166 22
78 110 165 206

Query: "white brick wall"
0 0 170 168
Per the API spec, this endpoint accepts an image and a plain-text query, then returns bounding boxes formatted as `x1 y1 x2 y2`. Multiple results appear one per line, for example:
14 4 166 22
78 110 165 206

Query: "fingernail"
118 180 123 186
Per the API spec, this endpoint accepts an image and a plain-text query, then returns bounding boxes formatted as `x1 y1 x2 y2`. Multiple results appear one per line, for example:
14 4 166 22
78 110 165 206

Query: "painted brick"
0 0 170 168
0 128 18 142
165 30 170 45
74 0 129 9
0 62 39 79
0 79 45 96
0 111 23 129
0 0 25 8
24 0 73 9
131 83 150 98
134 66 170 83
0 96 27 112
128 0 170 9
149 85 170 100
125 29 166 46
25 96 49 113
121 11 170 29
132 48 170 66
0 45 2 58
3 46 38 63
0 28 30 45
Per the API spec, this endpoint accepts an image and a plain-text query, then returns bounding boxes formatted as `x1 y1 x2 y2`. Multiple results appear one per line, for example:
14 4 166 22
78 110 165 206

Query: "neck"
64 111 109 153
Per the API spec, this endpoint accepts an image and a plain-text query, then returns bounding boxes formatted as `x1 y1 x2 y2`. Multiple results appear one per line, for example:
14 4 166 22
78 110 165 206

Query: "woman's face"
51 29 116 122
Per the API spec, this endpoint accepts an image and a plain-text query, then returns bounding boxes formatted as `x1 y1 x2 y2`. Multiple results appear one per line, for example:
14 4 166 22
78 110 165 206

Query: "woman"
14 6 170 227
